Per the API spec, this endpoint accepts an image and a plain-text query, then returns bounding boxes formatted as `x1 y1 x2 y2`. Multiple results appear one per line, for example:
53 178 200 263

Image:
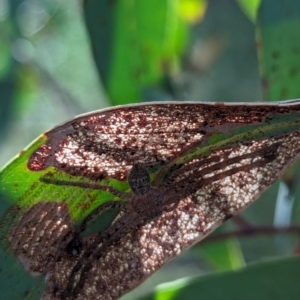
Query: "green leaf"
256 0 300 228
84 0 189 105
197 231 245 271
236 0 261 22
140 256 300 300
257 0 300 100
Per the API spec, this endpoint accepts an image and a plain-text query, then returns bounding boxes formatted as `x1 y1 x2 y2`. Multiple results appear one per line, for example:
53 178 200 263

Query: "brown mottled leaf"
1 100 300 299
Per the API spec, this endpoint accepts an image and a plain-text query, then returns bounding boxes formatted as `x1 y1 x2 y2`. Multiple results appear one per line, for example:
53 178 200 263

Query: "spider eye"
66 236 82 256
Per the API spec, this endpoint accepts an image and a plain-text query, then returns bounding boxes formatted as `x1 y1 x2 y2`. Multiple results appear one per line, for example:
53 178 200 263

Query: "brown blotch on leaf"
8 202 75 276
27 102 298 181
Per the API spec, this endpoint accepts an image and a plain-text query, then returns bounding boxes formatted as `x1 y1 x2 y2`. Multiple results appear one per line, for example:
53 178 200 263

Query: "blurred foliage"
140 257 300 300
236 0 261 21
257 0 300 101
196 226 245 271
256 0 300 263
84 0 205 105
0 0 106 168
1 0 300 299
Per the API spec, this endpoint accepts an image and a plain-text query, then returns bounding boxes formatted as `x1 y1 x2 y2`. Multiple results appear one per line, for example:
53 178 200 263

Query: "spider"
65 164 167 259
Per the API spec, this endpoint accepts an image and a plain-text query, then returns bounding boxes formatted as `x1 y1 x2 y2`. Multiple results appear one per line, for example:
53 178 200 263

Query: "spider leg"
164 143 280 207
92 211 144 258
163 201 179 213
63 210 142 298
40 177 130 199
